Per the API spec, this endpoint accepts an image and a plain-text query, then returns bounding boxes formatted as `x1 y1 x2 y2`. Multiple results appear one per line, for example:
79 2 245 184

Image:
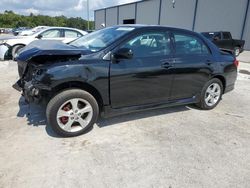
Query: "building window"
123 19 135 24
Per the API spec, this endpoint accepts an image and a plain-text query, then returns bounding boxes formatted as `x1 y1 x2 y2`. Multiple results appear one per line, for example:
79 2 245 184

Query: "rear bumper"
224 83 235 93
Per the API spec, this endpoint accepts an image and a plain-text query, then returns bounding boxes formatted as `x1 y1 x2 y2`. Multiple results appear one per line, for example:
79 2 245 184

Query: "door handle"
161 62 173 69
206 59 212 66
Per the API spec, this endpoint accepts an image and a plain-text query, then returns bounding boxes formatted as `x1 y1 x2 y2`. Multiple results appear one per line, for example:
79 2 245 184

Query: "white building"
94 0 250 50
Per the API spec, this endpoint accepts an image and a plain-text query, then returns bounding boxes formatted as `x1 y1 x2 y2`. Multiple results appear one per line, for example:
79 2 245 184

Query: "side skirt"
101 96 198 118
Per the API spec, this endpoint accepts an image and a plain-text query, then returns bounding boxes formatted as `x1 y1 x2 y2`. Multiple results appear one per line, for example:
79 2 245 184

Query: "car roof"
202 31 230 33
110 24 200 35
39 27 87 34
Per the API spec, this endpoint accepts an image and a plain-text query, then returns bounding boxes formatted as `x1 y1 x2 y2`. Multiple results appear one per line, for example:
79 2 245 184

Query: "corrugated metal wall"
243 1 250 49
94 0 250 50
160 0 196 30
106 7 118 27
136 0 160 24
194 0 247 39
118 4 136 24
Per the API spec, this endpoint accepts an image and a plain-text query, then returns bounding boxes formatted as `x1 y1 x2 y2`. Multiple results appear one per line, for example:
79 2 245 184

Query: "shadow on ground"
16 96 191 137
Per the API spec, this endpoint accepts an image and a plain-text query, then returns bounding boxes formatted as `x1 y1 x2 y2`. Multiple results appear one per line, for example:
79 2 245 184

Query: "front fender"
35 60 110 105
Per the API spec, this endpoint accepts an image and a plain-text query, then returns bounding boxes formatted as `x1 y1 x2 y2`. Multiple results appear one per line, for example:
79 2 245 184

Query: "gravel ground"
0 58 250 188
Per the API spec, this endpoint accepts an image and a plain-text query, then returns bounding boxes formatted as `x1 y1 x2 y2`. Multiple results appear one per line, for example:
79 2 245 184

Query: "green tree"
0 10 94 30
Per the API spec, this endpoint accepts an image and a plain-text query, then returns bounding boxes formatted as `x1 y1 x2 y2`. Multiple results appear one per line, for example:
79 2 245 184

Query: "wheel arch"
212 75 226 93
51 81 104 110
10 44 26 58
12 43 26 47
11 43 26 50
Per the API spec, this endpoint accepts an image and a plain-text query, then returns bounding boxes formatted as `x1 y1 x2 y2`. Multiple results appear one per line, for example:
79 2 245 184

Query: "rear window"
223 32 231 40
202 32 221 40
65 30 82 38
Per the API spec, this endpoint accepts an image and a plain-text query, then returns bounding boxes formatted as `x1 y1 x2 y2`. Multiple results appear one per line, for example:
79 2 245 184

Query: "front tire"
196 78 223 110
46 89 99 137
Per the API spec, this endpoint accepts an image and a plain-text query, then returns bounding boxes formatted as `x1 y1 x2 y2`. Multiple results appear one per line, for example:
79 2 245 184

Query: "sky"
0 0 138 20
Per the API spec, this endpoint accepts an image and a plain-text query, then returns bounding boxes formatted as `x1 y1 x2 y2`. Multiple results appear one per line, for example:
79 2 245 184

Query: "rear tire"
12 45 25 60
196 78 223 110
46 89 99 137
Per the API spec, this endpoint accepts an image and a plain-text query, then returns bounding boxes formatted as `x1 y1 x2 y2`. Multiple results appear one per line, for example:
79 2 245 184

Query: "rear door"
63 29 83 43
170 31 214 100
110 29 175 108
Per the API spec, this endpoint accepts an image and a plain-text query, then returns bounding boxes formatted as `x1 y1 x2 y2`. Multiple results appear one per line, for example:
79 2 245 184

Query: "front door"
39 29 63 41
110 30 174 108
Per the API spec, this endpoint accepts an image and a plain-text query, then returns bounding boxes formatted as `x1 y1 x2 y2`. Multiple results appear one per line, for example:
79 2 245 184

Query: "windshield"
69 27 135 52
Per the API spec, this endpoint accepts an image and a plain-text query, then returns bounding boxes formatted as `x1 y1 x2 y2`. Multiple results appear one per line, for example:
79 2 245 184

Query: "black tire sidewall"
198 78 223 110
12 45 24 59
46 89 99 137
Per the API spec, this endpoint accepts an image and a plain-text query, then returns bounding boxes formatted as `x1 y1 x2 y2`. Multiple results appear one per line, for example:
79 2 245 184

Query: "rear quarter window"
174 33 210 56
65 30 82 38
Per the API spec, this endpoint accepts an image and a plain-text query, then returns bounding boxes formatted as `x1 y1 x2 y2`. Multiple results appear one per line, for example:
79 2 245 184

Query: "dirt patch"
239 69 250 75
0 93 10 106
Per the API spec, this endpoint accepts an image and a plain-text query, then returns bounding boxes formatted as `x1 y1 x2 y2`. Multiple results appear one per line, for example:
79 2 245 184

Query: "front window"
120 31 171 58
69 27 135 52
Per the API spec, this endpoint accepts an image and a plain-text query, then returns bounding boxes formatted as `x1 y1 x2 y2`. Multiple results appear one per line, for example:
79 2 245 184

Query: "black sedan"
14 25 238 137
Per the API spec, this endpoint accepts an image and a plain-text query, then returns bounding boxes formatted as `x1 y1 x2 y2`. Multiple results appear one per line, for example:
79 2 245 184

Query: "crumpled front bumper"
13 79 51 103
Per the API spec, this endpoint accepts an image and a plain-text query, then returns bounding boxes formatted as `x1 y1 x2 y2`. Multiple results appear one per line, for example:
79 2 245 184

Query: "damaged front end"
13 60 52 103
12 40 88 103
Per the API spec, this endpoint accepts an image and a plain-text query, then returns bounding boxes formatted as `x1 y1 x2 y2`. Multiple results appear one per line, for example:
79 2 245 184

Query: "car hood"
16 40 92 62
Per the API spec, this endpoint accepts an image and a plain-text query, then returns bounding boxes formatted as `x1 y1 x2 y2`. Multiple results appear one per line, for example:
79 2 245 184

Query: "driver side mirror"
113 48 133 60
36 34 43 39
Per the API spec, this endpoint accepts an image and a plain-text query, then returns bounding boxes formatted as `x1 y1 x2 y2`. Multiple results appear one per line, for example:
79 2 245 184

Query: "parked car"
18 26 49 36
13 25 238 137
12 27 31 36
201 31 245 56
0 27 88 60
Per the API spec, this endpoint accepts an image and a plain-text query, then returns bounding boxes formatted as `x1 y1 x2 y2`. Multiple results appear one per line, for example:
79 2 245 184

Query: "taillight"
234 59 239 67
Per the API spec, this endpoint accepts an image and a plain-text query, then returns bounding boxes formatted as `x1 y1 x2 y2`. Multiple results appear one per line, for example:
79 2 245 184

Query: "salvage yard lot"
0 55 250 187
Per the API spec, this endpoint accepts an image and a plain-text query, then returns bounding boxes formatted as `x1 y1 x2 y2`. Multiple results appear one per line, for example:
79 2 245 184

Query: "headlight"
32 68 45 76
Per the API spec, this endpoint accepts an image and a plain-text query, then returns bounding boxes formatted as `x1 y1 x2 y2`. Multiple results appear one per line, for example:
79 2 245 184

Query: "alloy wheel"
205 83 221 107
56 98 93 132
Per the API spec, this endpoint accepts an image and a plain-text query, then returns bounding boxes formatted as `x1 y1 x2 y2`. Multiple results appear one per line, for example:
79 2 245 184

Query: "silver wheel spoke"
205 95 212 103
214 91 220 96
212 85 217 92
77 118 88 128
79 104 92 114
63 119 75 131
70 99 79 112
57 109 71 118
207 87 213 94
